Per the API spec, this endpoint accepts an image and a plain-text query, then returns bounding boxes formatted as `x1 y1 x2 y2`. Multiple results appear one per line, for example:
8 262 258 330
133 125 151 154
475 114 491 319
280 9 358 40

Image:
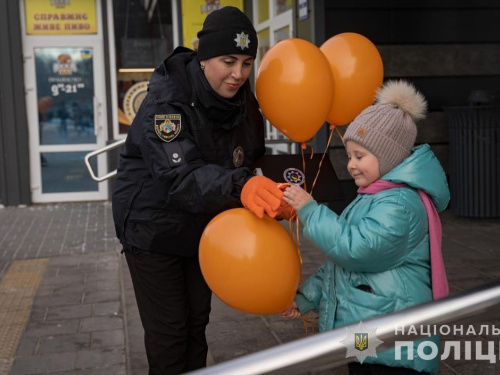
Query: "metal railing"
84 138 298 182
187 281 500 375
84 138 125 182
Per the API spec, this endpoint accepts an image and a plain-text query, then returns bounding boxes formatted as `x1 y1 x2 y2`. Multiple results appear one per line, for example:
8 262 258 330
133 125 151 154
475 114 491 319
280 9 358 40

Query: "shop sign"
25 0 97 35
181 0 243 50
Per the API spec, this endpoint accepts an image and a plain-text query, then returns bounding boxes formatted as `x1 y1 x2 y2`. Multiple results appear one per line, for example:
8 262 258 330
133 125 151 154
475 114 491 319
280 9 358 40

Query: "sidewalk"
0 202 499 374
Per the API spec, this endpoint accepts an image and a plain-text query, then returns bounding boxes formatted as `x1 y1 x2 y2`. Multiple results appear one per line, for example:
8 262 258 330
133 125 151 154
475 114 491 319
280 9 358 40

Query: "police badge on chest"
233 146 244 167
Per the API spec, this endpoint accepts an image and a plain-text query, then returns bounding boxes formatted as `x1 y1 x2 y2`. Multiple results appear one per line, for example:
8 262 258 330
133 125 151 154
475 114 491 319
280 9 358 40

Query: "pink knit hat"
343 80 428 176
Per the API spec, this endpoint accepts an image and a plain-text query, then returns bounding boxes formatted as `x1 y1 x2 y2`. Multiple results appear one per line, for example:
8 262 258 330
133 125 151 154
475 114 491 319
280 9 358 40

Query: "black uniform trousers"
348 363 430 375
125 251 212 375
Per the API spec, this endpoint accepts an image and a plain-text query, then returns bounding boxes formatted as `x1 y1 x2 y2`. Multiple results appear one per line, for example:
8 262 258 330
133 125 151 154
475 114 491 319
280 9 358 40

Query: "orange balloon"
256 38 334 142
199 208 301 315
320 33 384 126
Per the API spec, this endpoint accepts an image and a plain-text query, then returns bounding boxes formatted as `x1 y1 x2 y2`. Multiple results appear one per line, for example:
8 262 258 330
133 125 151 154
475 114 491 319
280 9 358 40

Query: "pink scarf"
358 180 449 300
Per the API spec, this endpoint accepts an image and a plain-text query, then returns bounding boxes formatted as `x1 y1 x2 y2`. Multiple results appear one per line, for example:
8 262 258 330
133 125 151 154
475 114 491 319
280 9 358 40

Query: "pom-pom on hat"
197 6 258 61
343 80 427 176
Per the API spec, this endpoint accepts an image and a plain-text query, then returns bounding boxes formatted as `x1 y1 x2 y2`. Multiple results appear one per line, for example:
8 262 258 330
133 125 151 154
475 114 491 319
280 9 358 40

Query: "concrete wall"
0 1 31 206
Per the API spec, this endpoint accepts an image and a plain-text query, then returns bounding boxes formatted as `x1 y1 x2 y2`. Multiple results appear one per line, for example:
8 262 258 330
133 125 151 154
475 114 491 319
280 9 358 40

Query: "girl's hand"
283 185 313 211
281 301 301 319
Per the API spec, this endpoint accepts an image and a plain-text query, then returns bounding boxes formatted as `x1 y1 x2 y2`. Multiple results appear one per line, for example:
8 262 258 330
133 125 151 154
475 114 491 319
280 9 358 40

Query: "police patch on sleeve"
155 114 181 142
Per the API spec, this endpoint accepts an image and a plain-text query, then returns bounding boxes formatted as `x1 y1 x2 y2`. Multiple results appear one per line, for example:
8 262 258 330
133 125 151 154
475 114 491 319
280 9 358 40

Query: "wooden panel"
379 44 500 77
324 8 500 44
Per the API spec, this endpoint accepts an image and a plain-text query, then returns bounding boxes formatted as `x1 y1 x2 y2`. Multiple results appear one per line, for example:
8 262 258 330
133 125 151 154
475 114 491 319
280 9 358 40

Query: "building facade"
1 0 499 206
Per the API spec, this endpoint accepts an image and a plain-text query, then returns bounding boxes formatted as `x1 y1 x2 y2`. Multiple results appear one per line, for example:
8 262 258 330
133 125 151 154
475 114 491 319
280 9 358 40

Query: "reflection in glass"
35 47 96 145
257 28 271 62
113 0 173 134
41 152 98 193
257 0 270 23
274 26 290 44
274 0 292 16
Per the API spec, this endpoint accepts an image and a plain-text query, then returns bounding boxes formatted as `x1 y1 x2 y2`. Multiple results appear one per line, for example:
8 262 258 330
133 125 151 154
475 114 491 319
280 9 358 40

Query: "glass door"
23 39 108 202
253 0 296 154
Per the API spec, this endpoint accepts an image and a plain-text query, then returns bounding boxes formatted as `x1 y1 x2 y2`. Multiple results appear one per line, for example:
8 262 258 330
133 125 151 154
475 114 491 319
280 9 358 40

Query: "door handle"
93 96 102 136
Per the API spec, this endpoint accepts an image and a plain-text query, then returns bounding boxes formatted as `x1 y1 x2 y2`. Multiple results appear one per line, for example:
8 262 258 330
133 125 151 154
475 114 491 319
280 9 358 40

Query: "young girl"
282 80 450 375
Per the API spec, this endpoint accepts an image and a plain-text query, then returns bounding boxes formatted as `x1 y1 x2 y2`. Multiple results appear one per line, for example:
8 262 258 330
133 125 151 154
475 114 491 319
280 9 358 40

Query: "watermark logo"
340 321 384 363
395 324 500 363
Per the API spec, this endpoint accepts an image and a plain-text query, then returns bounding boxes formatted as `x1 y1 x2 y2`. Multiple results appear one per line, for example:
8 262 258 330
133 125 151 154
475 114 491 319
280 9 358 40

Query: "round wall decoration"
123 81 149 123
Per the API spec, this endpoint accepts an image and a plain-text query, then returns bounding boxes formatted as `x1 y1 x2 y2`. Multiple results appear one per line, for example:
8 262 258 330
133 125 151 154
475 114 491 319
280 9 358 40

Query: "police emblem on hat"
234 31 250 50
233 146 244 167
283 168 305 186
155 114 181 142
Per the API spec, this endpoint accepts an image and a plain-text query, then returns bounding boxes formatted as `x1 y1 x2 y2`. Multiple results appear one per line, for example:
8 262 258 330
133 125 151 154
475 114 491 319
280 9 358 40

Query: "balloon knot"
329 124 335 130
301 142 307 150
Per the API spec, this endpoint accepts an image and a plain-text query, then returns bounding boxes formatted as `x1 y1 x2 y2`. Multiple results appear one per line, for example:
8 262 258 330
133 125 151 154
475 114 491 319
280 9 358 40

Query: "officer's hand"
241 176 282 218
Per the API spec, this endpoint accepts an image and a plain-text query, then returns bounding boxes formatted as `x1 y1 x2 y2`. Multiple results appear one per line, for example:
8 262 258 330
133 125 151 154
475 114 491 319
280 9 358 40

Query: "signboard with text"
25 0 97 35
181 1 243 50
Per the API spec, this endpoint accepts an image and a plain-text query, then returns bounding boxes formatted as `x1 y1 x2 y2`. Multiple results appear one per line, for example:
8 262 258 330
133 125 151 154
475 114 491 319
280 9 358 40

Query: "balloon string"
301 313 319 335
334 125 344 142
287 213 303 284
309 125 336 197
300 146 307 192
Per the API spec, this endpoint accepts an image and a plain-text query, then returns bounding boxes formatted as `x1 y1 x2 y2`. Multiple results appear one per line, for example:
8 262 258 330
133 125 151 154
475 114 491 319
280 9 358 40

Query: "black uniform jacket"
112 47 265 256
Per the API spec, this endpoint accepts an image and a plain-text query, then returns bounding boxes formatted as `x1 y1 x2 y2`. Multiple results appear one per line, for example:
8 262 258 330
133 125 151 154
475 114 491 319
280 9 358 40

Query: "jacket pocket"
347 285 396 313
122 180 145 246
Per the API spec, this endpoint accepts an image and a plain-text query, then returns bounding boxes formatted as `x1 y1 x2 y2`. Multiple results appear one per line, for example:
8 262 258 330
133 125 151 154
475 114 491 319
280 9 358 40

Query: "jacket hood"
148 47 195 104
382 144 450 212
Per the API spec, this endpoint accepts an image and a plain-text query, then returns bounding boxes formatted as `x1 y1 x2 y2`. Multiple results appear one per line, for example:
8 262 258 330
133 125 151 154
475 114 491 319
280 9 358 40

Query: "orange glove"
277 200 296 220
241 176 283 218
276 183 296 220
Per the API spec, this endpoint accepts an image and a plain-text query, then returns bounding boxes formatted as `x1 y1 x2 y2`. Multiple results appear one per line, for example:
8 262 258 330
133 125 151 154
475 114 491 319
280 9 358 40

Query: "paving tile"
91 329 125 348
10 352 76 374
37 333 91 354
209 296 257 323
45 304 93 321
206 319 280 363
75 348 125 369
90 364 127 375
80 316 123 333
32 293 84 308
93 301 121 317
83 290 120 304
24 319 80 338
15 337 38 357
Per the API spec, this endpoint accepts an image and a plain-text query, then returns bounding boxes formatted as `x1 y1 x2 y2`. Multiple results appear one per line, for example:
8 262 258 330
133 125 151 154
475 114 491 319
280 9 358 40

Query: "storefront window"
257 0 269 23
113 0 173 134
257 28 270 62
274 0 292 16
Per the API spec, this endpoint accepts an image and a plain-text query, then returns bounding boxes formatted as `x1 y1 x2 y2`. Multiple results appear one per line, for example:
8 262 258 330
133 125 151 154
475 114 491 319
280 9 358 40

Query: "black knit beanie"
197 6 258 61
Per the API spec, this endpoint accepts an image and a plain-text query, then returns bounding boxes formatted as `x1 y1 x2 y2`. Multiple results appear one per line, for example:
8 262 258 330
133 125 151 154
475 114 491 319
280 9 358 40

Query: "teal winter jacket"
295 144 450 374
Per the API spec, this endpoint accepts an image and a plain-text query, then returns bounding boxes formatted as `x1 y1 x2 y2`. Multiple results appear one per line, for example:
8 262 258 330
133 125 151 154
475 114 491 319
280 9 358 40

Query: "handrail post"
84 138 126 182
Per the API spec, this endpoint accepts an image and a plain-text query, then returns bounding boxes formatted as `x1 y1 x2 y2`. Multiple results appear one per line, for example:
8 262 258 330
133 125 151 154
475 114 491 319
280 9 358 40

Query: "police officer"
112 6 289 375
